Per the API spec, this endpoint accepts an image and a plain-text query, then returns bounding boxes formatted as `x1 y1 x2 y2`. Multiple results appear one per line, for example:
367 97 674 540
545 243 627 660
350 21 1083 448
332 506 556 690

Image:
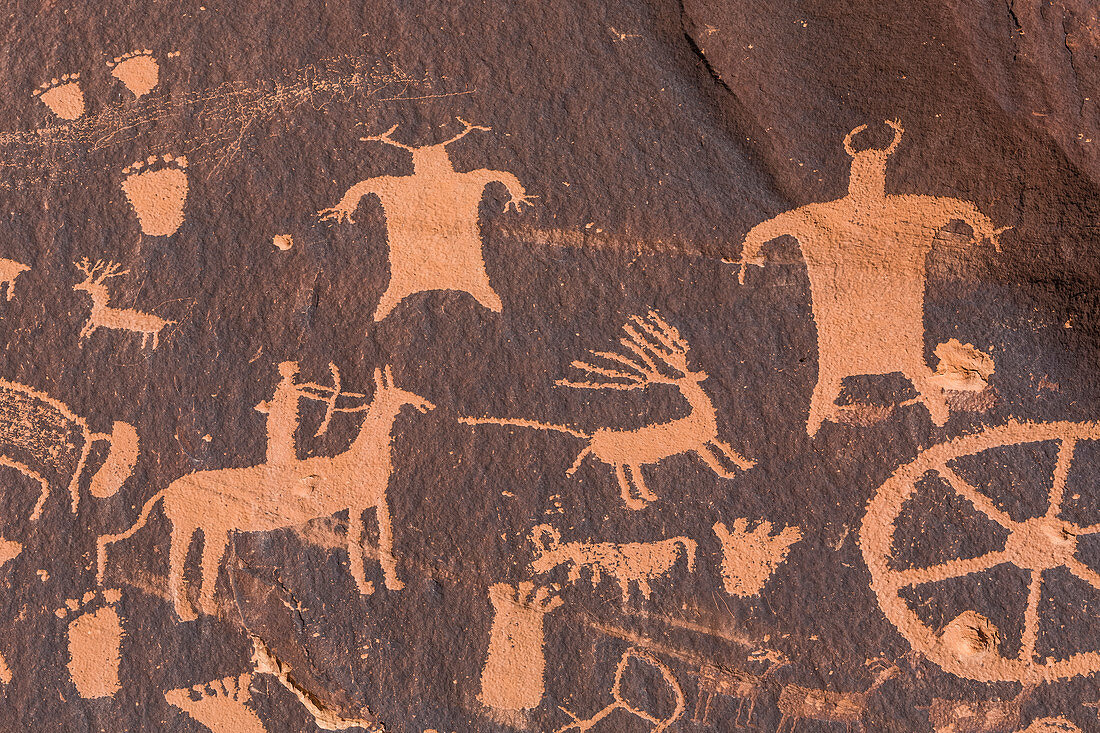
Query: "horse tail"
675 538 697 572
96 487 168 585
90 421 139 499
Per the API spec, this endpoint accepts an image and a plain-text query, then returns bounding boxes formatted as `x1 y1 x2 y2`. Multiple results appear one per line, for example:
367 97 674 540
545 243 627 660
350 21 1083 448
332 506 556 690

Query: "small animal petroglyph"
738 119 1007 436
107 50 159 98
165 674 266 733
776 657 899 733
692 648 790 727
0 258 29 301
319 117 534 320
478 582 563 712
713 519 802 597
121 155 189 236
461 311 754 509
74 259 174 349
62 589 123 699
919 684 1035 733
929 339 995 393
33 74 85 120
97 363 433 621
555 647 685 732
529 524 695 603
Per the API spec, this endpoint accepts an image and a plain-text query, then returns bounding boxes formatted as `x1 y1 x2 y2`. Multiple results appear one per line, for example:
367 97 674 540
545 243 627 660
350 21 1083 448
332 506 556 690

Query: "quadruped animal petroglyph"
461 311 754 509
96 362 434 621
692 648 790 727
74 259 174 349
738 119 1008 436
529 524 696 603
319 117 535 320
862 420 1100 682
776 657 900 733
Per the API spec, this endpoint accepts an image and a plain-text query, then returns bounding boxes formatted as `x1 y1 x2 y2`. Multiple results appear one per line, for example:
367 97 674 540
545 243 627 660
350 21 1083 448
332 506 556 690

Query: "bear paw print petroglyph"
59 589 123 700
478 582 563 712
121 155 189 236
107 50 160 98
33 74 85 120
166 674 267 733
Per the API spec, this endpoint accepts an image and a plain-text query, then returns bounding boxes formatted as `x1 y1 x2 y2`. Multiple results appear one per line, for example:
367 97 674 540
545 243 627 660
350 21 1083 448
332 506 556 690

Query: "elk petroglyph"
738 119 1007 436
529 524 695 603
714 519 802 597
692 648 790 728
96 363 433 621
461 311 754 509
319 117 534 320
74 259 174 349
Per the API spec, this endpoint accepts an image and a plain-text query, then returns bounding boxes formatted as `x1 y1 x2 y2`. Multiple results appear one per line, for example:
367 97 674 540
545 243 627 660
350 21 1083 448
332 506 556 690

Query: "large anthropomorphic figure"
739 120 1008 436
320 118 535 321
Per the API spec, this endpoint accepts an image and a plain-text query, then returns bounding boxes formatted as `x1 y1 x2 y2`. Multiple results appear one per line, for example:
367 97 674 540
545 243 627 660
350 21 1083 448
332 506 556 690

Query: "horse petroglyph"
319 117 535 320
96 363 433 621
738 119 1007 435
74 259 174 349
461 311 754 509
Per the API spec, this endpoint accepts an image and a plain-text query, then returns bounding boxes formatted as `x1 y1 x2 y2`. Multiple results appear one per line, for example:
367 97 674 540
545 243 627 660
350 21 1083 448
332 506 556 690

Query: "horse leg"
696 444 741 479
198 528 228 616
347 507 374 595
709 439 755 470
614 464 646 510
169 523 199 622
628 464 657 503
373 500 404 591
807 370 843 437
905 365 949 427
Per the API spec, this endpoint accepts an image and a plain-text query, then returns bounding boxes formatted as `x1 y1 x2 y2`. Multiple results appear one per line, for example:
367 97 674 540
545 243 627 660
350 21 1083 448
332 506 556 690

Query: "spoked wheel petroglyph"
862 420 1100 683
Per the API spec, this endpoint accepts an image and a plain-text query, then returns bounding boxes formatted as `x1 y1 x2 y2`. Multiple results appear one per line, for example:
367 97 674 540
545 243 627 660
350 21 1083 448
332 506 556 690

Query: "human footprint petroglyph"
33 74 85 120
165 674 267 733
461 311 754 509
107 50 160 99
713 519 801 597
319 117 535 320
529 524 696 603
738 120 1007 436
96 363 433 621
862 420 1100 682
74 259 174 349
121 155 189 236
478 582 563 712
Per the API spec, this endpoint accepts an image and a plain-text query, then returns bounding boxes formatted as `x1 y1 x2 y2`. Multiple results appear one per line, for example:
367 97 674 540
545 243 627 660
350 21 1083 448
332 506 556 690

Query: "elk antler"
96 261 129 282
437 117 491 147
557 310 695 391
359 123 416 150
74 258 95 278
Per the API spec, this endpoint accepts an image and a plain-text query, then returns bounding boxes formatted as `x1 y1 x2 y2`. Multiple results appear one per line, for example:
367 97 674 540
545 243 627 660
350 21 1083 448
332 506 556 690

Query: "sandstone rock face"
0 1 1097 731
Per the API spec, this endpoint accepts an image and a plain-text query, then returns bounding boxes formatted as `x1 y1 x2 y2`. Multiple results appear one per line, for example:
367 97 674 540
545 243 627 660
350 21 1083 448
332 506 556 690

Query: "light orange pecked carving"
74 259 174 349
33 74 85 120
478 582 563 712
555 647 685 732
165 674 266 733
713 519 801 597
121 155 189 236
108 50 160 99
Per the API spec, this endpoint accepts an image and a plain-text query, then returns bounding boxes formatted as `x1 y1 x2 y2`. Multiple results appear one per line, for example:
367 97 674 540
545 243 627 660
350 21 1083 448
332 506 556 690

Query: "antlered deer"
529 523 695 603
461 311 754 509
776 657 899 732
692 648 790 727
74 259 172 349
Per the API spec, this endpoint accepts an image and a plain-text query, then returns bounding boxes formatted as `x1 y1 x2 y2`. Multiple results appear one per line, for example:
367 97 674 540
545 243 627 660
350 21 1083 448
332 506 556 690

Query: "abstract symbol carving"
713 519 801 597
738 120 1008 436
74 259 174 349
97 363 433 621
555 647 685 732
478 582 563 712
461 311 754 509
33 74 85 120
121 155 189 236
862 420 1100 682
165 674 267 733
107 50 160 99
775 657 899 733
529 524 696 603
319 117 535 320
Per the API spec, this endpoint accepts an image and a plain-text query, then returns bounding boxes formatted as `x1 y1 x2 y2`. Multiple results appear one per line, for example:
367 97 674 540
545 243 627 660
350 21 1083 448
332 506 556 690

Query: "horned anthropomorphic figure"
738 120 1008 436
319 117 535 320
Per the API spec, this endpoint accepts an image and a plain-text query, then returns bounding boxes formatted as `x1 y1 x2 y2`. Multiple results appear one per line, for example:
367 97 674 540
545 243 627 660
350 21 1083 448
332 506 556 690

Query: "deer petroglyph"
96 363 434 621
319 117 535 320
461 311 754 509
529 524 696 603
776 657 900 733
74 259 174 349
738 120 1007 436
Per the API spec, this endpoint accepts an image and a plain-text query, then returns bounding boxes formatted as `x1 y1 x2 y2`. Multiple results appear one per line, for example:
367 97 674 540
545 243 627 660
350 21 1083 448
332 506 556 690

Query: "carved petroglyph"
0 258 29 301
555 647 685 732
63 589 123 699
121 155 189 236
319 117 534 320
273 234 293 251
692 649 790 727
108 50 160 99
97 364 433 621
0 380 137 519
253 361 344 467
1020 719 1083 733
478 582 563 712
0 539 21 567
165 674 266 733
714 519 801 597
920 684 1034 733
33 74 85 120
738 120 1007 435
775 658 900 733
74 259 174 349
461 311 754 509
862 421 1100 682
529 524 696 603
